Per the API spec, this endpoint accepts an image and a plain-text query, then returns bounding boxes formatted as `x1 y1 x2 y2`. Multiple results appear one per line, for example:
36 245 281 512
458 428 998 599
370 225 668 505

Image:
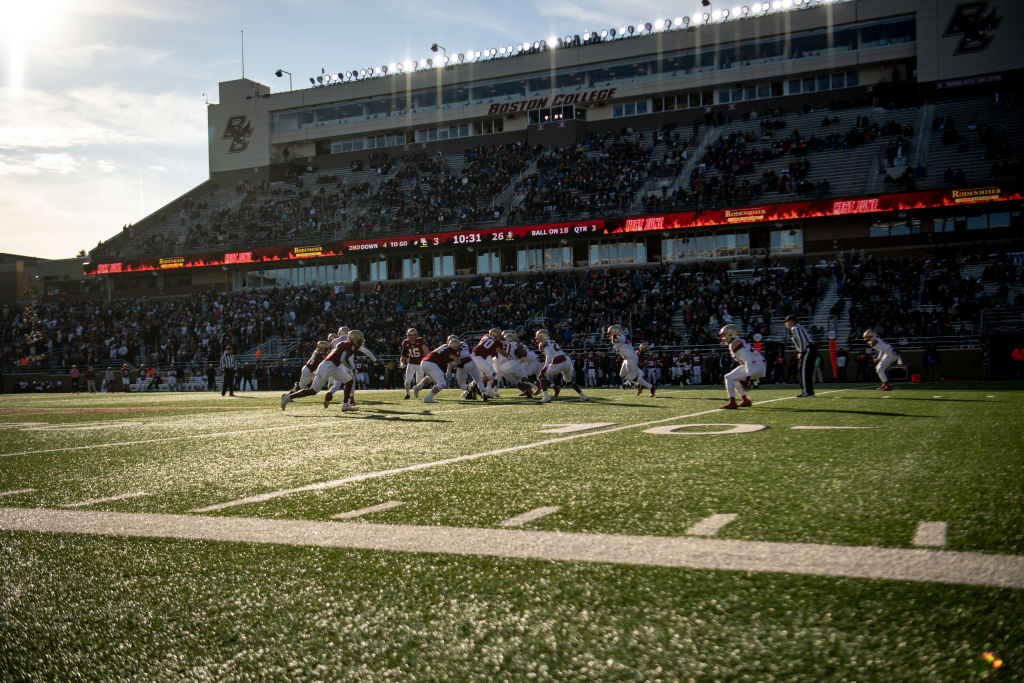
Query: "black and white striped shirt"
790 323 815 353
220 352 236 370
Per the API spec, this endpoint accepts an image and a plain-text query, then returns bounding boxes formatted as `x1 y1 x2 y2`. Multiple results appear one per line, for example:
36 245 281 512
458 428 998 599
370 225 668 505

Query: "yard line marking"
913 521 948 548
332 501 406 520
686 514 738 537
536 423 616 434
790 426 880 430
60 492 150 509
498 506 561 528
0 488 36 497
191 388 853 513
1 424 321 458
2 507 1021 590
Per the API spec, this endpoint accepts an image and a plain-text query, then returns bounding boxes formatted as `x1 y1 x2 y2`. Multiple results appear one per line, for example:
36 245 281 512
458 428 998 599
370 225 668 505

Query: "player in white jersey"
534 330 588 403
718 324 766 409
863 329 896 391
450 337 485 399
495 331 534 397
607 325 655 396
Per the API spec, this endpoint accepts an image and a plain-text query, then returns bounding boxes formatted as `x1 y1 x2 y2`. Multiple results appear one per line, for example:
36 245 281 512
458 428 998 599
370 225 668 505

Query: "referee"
785 315 817 397
220 346 237 397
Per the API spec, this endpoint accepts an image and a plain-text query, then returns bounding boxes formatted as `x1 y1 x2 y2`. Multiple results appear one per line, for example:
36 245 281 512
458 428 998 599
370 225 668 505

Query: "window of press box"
519 245 573 271
588 242 646 266
477 250 501 274
869 219 921 237
770 228 803 254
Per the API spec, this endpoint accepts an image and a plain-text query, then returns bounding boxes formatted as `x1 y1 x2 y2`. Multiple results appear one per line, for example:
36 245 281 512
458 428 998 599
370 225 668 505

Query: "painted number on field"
537 423 617 434
644 423 768 436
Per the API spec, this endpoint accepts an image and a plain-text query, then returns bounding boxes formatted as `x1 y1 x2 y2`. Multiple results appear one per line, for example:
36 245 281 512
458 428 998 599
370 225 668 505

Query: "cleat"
739 396 752 407
423 394 437 404
796 393 815 398
880 383 892 391
280 393 290 411
341 403 357 411
323 392 333 409
539 395 552 404
720 398 739 410
553 386 560 397
577 395 589 402
637 385 643 395
414 386 420 398
403 393 410 400
650 385 657 397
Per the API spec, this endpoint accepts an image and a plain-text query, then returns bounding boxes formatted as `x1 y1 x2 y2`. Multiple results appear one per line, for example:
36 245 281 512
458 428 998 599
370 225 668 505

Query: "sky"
0 0 712 261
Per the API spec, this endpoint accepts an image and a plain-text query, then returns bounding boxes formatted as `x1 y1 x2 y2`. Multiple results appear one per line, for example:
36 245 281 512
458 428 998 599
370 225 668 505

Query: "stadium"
2 0 1024 679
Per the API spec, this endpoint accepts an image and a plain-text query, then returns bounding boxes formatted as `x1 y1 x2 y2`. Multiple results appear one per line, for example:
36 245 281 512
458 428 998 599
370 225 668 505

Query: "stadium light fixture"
274 69 292 91
430 43 447 59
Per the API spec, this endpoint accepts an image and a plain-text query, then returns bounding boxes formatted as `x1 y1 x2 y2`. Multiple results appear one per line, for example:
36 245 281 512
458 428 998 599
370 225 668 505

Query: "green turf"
1 383 1022 679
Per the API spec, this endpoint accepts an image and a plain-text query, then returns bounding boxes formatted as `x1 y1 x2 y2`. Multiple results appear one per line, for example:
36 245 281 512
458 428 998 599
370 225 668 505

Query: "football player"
608 325 655 396
471 328 507 397
497 331 534 398
413 337 464 403
718 324 765 409
535 329 588 403
400 328 429 399
280 330 364 412
296 339 331 391
863 329 896 391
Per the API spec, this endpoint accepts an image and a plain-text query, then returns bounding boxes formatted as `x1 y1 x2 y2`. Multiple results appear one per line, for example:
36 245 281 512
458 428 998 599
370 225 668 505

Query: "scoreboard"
83 186 1020 276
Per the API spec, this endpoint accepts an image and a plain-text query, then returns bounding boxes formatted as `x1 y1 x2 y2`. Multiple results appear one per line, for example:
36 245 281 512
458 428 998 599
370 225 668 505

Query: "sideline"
191 389 851 512
1 506 1020 589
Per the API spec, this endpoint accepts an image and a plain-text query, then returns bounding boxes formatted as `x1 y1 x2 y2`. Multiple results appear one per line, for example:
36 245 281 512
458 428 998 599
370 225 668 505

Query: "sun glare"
3 0 68 89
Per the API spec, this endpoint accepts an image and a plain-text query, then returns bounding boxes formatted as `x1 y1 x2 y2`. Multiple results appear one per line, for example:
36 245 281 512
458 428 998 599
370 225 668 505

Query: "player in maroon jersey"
471 328 507 397
280 331 364 411
400 328 429 399
294 340 331 393
412 338 463 403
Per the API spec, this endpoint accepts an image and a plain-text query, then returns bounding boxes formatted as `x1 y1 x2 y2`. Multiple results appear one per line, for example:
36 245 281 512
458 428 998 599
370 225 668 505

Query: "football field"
2 382 1023 680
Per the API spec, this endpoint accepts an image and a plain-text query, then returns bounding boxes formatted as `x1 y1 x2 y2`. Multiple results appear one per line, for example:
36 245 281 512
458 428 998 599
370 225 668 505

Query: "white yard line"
686 513 738 537
190 390 841 513
790 426 880 430
332 501 406 520
498 506 561 527
0 488 36 497
913 521 948 547
60 492 150 509
1 507 1021 589
1 424 315 458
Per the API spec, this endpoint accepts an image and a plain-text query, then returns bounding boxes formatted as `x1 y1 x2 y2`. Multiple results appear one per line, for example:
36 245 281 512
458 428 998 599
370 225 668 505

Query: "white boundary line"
191 389 850 513
913 521 948 547
498 506 561 527
0 488 36 497
332 501 406 520
2 507 1021 589
60 492 150 509
686 513 738 536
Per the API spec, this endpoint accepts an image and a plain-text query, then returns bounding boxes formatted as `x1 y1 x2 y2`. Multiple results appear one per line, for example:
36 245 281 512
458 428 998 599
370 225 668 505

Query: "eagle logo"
223 115 254 153
943 2 1002 55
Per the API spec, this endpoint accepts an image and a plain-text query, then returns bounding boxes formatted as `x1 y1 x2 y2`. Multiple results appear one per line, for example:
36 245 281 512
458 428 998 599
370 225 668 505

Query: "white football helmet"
338 326 350 337
718 324 741 342
862 329 877 341
607 325 622 336
535 329 550 341
406 328 418 339
347 330 365 347
316 340 330 351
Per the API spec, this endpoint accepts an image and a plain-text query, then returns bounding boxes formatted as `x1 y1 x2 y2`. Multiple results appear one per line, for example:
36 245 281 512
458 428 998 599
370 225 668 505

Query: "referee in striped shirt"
785 315 817 397
220 346 237 397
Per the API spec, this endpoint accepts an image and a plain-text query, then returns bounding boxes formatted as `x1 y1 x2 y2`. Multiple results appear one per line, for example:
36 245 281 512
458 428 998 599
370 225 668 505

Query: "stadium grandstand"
4 0 1024 390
